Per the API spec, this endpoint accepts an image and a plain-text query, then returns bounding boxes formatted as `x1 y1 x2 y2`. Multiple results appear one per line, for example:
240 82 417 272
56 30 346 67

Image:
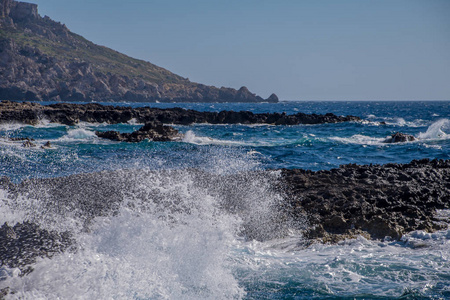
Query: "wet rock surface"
95 121 182 142
0 101 361 126
280 159 450 242
383 132 416 143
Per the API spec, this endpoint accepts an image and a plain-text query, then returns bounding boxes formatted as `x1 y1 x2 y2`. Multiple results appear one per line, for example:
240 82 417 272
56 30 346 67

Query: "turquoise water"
0 101 449 299
1 101 449 181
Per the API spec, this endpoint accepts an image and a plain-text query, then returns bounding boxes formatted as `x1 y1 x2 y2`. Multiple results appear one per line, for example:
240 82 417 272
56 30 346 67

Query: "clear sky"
32 0 450 101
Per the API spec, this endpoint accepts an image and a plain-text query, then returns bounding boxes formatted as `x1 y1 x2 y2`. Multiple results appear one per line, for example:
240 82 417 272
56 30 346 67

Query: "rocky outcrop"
0 101 361 126
383 132 416 143
0 0 277 103
281 159 450 243
95 121 182 142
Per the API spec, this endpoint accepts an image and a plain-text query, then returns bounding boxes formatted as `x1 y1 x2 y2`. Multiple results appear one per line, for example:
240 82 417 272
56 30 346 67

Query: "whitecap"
126 118 142 125
417 119 449 141
182 130 243 146
57 128 98 142
330 134 386 145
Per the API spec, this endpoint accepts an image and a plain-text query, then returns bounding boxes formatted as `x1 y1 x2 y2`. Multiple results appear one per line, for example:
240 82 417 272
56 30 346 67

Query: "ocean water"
0 100 449 299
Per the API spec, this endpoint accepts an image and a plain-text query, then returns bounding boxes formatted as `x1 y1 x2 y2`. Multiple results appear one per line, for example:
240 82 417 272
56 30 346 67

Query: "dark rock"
22 139 36 147
95 121 182 142
280 159 450 241
41 140 51 148
384 132 416 143
266 93 279 103
0 101 361 126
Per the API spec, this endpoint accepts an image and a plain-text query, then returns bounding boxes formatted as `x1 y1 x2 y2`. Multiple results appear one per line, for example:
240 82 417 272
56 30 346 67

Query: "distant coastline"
0 0 278 103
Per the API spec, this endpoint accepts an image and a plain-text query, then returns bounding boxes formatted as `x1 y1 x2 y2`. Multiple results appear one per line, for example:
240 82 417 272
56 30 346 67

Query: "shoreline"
0 100 360 126
1 159 449 274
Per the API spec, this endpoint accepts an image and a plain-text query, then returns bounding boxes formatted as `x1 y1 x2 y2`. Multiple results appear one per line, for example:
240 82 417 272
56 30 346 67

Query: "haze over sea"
1 100 449 299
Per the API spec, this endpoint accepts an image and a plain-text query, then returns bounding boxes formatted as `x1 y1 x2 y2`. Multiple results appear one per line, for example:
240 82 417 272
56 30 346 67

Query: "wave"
332 119 450 146
330 134 386 145
57 128 99 143
417 119 449 141
182 130 245 146
364 116 428 128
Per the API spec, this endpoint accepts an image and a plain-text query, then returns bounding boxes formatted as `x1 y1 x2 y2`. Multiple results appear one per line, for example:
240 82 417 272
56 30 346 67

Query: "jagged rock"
281 159 450 241
22 139 36 147
384 132 416 143
0 101 361 126
41 140 51 148
95 121 182 142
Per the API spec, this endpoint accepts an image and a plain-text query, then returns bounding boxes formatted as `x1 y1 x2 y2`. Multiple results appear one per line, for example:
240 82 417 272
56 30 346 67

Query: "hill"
0 0 278 103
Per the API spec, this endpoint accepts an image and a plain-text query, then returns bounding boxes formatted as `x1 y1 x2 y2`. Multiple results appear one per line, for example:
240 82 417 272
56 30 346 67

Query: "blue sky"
32 0 450 100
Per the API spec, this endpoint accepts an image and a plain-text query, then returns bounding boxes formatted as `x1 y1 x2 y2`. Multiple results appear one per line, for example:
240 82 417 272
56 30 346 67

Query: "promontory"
0 0 278 103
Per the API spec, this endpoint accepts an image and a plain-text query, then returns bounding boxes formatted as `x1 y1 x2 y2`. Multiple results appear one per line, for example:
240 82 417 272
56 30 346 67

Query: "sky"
31 0 450 101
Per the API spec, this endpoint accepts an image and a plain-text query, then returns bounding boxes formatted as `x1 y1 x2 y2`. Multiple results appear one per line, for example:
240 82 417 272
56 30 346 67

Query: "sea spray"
417 119 449 141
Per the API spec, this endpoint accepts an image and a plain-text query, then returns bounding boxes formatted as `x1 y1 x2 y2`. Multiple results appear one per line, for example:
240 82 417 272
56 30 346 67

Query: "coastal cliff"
0 0 278 103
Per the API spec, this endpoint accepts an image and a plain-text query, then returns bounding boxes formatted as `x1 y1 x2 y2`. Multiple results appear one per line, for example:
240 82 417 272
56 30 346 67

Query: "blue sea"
0 100 449 299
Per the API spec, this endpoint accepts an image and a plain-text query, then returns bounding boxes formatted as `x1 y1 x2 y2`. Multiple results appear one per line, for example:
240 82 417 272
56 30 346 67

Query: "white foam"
417 119 449 141
330 134 386 145
58 128 98 142
0 122 27 132
126 118 142 125
182 130 243 146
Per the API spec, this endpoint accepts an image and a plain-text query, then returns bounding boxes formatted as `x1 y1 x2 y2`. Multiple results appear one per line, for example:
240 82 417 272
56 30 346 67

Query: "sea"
0 100 449 299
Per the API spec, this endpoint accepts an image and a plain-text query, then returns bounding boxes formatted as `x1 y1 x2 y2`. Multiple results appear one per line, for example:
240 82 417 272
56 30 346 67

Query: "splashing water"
417 119 449 140
0 166 292 299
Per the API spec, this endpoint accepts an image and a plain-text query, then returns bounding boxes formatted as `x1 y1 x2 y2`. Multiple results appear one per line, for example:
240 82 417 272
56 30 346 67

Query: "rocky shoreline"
1 159 449 278
0 100 361 126
280 159 450 243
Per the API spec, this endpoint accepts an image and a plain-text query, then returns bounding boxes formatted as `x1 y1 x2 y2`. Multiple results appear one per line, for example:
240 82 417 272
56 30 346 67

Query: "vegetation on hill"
0 0 278 102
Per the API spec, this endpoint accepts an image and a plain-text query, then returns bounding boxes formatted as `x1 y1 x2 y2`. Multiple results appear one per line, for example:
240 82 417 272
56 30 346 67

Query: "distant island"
0 0 278 103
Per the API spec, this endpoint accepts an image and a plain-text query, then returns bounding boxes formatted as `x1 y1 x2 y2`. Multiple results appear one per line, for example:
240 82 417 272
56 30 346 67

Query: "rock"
281 159 450 241
384 132 416 143
95 121 182 142
22 139 36 147
9 137 34 141
41 141 51 148
266 93 279 103
0 159 448 279
0 101 361 126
